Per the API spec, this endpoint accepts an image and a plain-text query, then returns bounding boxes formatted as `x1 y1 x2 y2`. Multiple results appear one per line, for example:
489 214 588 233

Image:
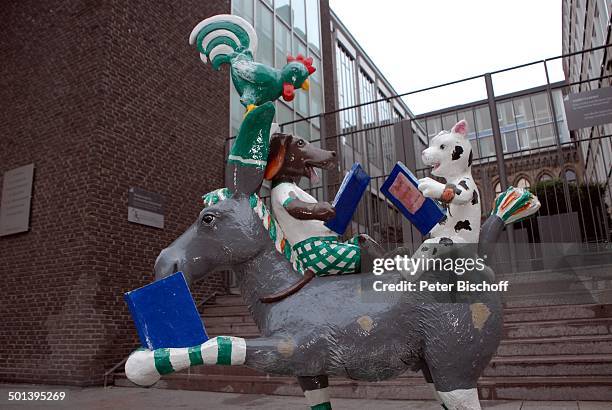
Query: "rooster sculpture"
189 14 315 114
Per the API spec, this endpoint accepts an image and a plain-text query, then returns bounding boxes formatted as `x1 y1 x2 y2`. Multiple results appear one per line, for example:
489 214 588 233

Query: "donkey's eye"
296 139 305 147
440 144 446 149
202 214 215 225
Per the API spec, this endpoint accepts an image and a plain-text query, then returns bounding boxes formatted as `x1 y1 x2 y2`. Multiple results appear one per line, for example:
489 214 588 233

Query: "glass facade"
416 89 571 164
230 0 324 141
332 27 411 178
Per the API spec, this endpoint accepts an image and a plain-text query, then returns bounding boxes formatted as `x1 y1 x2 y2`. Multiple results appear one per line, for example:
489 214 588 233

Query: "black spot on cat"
451 145 464 160
439 237 453 246
471 190 479 205
459 180 469 190
454 220 472 232
432 247 438 255
438 214 448 225
422 246 429 252
468 150 473 167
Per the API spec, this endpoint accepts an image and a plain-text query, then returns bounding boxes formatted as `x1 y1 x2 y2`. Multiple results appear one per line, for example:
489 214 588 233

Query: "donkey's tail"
125 336 246 386
478 186 540 256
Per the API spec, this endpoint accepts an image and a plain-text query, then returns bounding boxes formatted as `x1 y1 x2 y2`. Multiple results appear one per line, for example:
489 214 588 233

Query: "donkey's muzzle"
154 248 182 281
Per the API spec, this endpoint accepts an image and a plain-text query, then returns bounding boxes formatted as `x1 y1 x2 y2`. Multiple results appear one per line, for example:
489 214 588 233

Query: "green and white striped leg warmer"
304 387 332 410
125 336 246 386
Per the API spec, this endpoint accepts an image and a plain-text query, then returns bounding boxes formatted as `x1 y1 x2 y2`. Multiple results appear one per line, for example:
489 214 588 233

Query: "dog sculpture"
264 132 382 278
419 119 481 245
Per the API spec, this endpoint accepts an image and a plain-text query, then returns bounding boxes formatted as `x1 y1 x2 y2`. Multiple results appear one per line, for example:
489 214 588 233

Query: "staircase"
114 292 612 401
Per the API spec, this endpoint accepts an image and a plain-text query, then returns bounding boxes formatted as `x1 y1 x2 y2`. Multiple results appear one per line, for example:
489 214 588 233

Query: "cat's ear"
451 119 468 138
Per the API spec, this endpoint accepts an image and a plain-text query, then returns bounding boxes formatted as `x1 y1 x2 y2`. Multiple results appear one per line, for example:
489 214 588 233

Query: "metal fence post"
394 119 423 249
320 113 329 202
485 73 517 272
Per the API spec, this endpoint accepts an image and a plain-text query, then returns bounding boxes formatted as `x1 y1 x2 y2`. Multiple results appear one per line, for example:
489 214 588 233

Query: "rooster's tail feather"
189 14 258 70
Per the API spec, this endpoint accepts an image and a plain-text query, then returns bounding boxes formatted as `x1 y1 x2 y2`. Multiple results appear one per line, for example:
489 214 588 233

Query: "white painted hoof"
125 349 160 387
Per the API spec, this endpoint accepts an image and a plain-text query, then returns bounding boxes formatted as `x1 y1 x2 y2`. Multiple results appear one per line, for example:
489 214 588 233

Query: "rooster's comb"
287 53 316 75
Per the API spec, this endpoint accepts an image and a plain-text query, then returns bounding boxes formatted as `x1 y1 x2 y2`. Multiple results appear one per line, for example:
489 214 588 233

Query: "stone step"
203 314 255 326
202 301 612 323
205 323 260 336
201 302 612 327
113 372 612 401
503 317 612 339
497 334 612 356
484 354 612 377
201 305 251 316
502 288 612 307
204 317 612 340
502 303 612 323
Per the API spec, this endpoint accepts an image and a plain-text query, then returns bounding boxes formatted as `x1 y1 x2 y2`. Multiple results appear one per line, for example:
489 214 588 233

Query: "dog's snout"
330 151 337 157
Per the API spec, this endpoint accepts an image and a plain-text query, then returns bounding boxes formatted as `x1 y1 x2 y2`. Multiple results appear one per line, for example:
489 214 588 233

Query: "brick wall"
0 0 230 385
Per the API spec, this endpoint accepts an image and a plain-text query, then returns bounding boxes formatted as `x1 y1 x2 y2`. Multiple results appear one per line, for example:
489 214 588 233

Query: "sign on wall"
563 87 612 130
0 164 35 237
128 187 164 229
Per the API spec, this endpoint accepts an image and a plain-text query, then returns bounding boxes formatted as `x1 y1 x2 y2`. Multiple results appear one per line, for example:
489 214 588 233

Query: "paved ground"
0 384 610 410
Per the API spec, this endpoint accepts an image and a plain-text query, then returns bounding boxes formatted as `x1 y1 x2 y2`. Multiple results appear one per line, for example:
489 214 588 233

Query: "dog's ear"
264 133 292 180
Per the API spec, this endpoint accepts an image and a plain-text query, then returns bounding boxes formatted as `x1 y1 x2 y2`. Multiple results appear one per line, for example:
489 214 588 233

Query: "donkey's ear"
264 133 291 180
451 119 468 138
226 102 276 195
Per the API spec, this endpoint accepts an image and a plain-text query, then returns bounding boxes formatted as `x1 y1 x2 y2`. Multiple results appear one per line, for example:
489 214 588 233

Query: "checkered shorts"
293 236 361 276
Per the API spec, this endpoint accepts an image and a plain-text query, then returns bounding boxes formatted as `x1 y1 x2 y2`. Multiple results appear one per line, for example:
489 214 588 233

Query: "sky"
329 0 565 114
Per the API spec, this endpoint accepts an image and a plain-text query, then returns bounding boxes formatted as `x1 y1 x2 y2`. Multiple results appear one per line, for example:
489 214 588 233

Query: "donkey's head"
154 102 279 284
154 190 269 284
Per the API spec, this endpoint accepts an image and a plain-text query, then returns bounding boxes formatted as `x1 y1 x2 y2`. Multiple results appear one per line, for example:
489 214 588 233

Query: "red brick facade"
0 0 230 385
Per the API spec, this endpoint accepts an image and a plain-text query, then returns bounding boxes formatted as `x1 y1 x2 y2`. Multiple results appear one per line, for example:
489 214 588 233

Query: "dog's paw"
314 202 336 221
418 177 445 198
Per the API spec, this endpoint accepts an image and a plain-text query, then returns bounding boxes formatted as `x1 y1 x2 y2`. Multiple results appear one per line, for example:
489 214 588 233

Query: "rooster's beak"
301 79 310 91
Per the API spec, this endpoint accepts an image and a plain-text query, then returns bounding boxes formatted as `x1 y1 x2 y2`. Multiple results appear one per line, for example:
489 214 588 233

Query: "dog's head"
421 119 473 179
264 133 336 183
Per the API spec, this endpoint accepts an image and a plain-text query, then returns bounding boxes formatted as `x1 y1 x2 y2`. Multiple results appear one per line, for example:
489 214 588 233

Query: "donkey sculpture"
123 108 525 410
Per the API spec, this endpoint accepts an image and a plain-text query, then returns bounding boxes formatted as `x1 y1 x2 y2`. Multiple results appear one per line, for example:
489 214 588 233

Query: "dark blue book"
381 162 446 236
124 271 208 350
325 163 370 235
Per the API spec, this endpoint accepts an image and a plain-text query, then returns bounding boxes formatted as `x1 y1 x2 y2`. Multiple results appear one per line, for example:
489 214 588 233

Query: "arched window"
564 169 577 183
515 177 531 189
539 172 553 182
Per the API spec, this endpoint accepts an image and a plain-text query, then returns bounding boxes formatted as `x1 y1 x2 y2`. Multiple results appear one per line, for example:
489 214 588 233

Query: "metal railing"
226 44 612 269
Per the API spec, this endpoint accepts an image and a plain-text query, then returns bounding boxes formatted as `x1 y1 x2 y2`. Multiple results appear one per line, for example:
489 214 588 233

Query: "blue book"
381 162 446 236
325 163 370 235
124 272 208 350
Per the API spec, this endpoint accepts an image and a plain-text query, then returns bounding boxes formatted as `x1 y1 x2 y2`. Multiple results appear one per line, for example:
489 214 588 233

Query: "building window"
276 0 290 23
231 0 323 143
494 181 502 195
336 44 357 131
515 177 531 189
306 0 320 52
539 172 553 182
563 168 577 183
292 0 307 39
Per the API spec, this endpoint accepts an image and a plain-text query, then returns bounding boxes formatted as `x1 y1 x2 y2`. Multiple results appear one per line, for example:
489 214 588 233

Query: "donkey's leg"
125 335 304 387
421 362 447 409
298 375 332 410
436 389 481 410
125 336 248 386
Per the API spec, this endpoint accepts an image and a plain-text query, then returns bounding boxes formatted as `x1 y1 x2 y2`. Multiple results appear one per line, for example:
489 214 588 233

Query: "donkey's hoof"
125 349 161 387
